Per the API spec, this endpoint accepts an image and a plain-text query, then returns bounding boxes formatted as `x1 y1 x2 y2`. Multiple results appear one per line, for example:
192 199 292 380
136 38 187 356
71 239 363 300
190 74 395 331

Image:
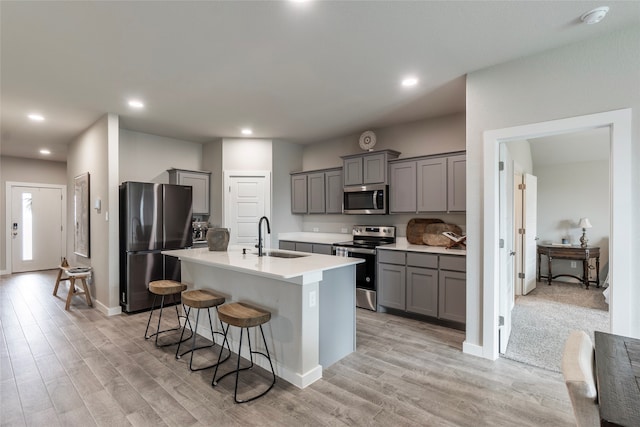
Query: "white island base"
162 248 361 389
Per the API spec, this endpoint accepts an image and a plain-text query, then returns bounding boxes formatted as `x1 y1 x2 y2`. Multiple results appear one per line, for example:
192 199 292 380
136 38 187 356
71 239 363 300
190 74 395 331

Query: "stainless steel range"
333 225 396 311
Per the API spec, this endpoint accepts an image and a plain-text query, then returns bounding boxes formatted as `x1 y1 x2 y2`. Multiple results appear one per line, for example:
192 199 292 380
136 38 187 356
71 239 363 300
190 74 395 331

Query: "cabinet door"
291 175 308 214
171 171 210 215
363 153 386 184
295 242 313 253
377 263 406 310
343 158 363 186
307 172 326 214
406 267 438 317
279 240 296 251
438 270 466 323
447 154 466 211
325 169 343 214
389 161 417 213
312 244 333 255
417 158 447 212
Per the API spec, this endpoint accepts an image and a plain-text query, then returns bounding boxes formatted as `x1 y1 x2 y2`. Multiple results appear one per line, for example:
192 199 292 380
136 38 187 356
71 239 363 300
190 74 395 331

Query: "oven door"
338 246 378 311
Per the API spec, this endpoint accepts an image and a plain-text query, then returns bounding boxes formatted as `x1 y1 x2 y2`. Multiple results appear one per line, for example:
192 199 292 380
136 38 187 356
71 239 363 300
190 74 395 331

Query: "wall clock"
359 130 377 151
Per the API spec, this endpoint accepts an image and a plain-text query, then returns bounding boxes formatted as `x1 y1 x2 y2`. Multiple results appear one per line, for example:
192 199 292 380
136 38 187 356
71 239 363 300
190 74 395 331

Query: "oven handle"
335 246 377 255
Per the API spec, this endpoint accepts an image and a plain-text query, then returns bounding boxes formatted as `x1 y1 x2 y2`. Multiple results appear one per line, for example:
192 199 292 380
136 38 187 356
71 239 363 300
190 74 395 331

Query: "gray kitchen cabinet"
307 172 326 214
291 168 342 214
342 150 400 186
438 255 466 323
389 161 416 213
278 241 333 255
279 240 296 251
378 249 466 326
324 169 343 214
295 242 314 253
291 174 308 214
447 154 466 212
417 157 447 212
312 243 333 255
168 169 211 215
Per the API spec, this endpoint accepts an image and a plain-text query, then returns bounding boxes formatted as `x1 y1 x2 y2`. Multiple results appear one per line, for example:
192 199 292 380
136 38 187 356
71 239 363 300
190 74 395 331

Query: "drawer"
439 255 466 272
377 250 406 265
407 252 438 269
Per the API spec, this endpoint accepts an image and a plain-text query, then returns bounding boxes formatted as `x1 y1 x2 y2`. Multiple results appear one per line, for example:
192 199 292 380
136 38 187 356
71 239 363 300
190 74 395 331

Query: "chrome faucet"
257 216 271 257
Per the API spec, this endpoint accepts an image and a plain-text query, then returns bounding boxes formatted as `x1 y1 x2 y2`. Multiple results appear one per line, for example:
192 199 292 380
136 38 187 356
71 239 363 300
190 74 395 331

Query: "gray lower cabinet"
378 249 465 325
279 241 333 255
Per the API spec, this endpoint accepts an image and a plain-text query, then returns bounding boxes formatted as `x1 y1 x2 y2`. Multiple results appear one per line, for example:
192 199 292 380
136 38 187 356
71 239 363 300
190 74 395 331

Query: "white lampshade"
578 217 593 229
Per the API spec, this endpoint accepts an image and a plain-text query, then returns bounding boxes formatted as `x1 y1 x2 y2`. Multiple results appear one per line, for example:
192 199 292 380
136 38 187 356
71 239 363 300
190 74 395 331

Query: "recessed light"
28 113 45 121
580 6 609 24
401 77 419 87
39 149 51 155
241 128 253 135
128 99 145 109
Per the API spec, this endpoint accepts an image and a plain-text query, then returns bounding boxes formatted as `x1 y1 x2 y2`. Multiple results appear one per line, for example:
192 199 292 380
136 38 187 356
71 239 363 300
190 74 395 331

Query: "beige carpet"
502 280 609 372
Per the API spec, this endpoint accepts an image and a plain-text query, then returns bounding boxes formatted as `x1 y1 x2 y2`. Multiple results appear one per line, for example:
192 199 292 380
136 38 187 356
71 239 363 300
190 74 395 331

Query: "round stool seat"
217 302 271 328
182 289 225 309
149 280 186 295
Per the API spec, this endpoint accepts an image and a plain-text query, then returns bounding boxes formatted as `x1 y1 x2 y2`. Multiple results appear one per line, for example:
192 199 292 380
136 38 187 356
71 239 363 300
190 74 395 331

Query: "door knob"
509 251 516 256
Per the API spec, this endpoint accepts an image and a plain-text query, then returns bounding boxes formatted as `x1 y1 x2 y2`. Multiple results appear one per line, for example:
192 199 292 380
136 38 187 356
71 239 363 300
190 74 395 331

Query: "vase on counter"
207 227 230 251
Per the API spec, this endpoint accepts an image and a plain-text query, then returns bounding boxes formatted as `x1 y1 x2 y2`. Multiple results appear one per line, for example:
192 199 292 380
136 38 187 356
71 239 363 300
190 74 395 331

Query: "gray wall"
272 140 304 247
466 26 640 348
0 156 67 272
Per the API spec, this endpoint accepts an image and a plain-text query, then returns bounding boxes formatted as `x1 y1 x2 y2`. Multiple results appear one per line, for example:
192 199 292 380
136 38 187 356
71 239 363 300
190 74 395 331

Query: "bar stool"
175 289 231 371
144 280 192 347
212 302 276 403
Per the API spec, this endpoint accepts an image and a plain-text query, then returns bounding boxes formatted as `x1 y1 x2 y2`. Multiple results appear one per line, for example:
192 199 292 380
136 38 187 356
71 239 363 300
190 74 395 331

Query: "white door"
514 173 524 296
11 185 65 272
498 147 515 354
522 173 538 295
224 172 270 248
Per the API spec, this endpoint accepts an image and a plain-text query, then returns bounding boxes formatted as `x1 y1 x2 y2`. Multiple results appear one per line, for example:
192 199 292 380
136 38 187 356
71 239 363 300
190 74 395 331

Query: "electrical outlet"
312 227 319 232
309 291 317 308
571 261 577 268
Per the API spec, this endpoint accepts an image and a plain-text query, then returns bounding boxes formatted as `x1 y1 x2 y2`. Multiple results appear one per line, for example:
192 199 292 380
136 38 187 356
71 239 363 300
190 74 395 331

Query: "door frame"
482 108 632 360
5 181 67 275
222 170 272 248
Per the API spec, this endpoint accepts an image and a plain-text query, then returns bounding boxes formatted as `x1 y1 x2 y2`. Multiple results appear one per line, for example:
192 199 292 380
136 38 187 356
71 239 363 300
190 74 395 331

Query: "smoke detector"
580 6 609 24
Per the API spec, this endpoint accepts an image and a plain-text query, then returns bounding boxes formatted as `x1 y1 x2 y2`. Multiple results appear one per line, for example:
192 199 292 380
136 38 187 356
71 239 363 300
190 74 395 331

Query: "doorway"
7 182 66 273
482 108 632 360
223 171 271 248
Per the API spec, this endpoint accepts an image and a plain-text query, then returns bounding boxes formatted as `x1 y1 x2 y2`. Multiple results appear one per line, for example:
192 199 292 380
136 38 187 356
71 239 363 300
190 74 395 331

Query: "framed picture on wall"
74 172 90 257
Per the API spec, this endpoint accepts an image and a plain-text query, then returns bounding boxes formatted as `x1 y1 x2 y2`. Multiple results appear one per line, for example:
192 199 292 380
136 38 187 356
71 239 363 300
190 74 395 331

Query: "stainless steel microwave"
343 184 388 214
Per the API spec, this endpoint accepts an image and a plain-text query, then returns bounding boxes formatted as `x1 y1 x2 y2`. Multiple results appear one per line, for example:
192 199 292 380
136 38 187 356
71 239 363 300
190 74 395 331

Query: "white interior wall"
271 140 304 247
466 26 640 354
222 139 272 171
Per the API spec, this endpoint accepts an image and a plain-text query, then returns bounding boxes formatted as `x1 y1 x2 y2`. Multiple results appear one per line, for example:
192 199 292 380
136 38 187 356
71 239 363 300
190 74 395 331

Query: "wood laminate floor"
1 270 574 426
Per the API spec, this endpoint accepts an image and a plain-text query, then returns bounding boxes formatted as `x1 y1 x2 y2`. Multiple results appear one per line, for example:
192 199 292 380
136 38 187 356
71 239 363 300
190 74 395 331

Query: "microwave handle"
373 190 378 209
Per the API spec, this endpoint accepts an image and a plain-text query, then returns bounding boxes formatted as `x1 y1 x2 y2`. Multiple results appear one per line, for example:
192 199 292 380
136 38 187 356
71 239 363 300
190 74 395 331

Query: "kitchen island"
162 247 363 389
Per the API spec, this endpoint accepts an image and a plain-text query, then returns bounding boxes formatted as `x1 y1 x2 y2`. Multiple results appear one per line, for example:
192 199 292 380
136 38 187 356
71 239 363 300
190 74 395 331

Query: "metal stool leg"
145 292 192 347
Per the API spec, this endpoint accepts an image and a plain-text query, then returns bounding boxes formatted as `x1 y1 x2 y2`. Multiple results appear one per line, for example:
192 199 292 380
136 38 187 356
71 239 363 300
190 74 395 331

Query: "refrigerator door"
163 184 193 249
121 252 162 313
164 254 181 282
121 182 162 252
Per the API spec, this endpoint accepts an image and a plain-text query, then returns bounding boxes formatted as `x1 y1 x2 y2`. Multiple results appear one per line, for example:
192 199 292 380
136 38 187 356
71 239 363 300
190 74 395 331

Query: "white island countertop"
163 246 363 282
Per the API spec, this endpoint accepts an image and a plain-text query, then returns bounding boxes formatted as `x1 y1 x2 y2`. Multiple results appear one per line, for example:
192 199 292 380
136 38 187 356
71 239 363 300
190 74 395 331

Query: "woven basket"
422 223 463 246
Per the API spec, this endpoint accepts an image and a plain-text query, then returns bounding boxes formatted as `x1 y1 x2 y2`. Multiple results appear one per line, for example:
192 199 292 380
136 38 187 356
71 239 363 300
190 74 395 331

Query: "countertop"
163 246 363 281
278 232 351 245
377 237 467 256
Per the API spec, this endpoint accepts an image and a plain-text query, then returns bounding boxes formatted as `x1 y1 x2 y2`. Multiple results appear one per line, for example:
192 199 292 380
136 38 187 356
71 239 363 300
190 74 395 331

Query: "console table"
536 244 600 289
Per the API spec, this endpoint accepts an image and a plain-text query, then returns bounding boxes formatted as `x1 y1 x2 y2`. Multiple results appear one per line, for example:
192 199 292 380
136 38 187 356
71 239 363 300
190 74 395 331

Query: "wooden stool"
53 262 93 310
144 280 192 347
175 289 231 371
212 302 276 403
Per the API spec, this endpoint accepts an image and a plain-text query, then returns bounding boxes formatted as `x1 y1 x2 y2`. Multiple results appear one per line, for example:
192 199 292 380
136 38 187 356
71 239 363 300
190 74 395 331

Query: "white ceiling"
2 1 638 162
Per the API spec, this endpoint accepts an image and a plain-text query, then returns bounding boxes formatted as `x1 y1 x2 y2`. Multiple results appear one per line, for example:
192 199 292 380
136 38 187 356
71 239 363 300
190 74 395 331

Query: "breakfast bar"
162 247 363 389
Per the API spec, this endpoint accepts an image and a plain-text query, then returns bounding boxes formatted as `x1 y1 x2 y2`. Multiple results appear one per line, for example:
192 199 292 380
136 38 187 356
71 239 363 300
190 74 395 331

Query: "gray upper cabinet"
307 172 326 214
291 174 308 214
417 157 447 212
447 154 466 212
389 161 417 213
342 150 400 186
325 169 343 214
168 169 211 215
291 168 342 214
389 151 466 213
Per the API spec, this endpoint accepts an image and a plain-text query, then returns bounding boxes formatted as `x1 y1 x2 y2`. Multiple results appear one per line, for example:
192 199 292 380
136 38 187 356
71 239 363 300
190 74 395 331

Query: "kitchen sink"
255 251 309 259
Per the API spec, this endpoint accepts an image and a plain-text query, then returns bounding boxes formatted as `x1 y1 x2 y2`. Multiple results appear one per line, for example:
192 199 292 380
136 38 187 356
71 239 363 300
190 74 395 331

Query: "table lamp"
578 217 592 248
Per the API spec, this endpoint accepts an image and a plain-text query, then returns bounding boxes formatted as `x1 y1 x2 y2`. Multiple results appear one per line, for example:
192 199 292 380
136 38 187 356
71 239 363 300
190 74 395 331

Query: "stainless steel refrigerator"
119 181 193 313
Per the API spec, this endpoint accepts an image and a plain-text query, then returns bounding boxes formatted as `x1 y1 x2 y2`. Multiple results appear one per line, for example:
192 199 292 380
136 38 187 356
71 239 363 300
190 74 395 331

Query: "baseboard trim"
95 299 122 316
0 269 9 276
462 340 486 358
